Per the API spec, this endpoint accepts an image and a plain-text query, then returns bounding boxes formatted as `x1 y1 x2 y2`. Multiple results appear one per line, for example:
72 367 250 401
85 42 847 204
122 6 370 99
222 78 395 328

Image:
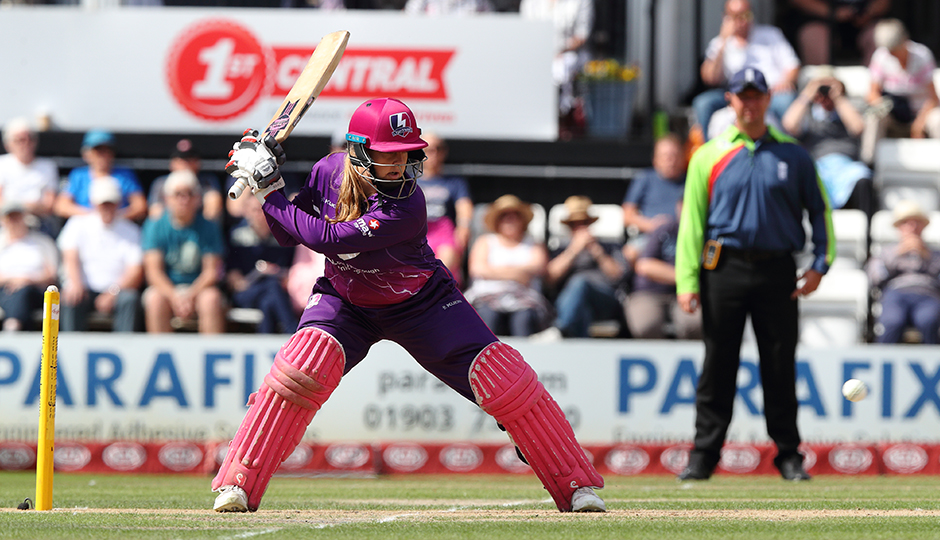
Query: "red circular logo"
718 445 761 474
829 444 873 474
282 443 314 470
103 442 147 471
54 443 92 471
382 443 428 472
660 444 692 474
495 445 531 474
883 444 928 474
166 19 274 121
604 445 650 476
439 444 483 472
158 442 204 472
325 443 371 469
0 443 35 470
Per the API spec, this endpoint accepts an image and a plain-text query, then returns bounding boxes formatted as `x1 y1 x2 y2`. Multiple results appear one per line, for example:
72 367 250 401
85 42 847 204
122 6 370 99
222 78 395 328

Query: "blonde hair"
328 156 371 223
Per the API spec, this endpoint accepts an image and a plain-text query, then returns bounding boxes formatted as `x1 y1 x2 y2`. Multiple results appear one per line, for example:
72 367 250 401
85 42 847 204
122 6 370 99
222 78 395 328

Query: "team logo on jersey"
389 113 413 138
353 217 374 237
306 293 321 309
368 218 380 230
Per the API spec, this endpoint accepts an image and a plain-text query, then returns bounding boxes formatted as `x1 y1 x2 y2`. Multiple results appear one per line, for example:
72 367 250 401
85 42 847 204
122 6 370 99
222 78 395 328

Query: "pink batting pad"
212 327 345 511
469 342 604 512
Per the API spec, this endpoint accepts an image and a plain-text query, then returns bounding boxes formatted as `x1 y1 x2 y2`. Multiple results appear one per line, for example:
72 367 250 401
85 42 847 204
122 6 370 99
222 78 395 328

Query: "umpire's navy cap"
728 68 769 94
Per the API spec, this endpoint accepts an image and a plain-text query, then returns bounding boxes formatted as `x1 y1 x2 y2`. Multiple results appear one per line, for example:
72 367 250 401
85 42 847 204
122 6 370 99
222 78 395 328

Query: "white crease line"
219 527 281 539
377 513 419 523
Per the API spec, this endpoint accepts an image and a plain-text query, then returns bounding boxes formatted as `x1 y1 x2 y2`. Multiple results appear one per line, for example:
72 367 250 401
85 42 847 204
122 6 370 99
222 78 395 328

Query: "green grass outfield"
2 472 940 539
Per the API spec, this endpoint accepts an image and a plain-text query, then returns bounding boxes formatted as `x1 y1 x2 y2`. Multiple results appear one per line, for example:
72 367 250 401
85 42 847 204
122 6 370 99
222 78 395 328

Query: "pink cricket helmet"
346 98 428 152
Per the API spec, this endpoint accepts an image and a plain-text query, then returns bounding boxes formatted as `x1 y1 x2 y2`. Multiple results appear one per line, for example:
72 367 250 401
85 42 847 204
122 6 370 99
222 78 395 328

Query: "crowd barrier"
1 440 937 477
3 333 940 477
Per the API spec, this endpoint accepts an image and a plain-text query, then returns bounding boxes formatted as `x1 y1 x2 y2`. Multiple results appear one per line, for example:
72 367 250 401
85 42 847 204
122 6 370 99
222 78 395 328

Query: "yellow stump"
35 285 60 511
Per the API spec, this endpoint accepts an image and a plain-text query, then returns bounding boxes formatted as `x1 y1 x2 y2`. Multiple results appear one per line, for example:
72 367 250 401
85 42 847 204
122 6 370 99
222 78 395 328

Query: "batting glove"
225 129 286 199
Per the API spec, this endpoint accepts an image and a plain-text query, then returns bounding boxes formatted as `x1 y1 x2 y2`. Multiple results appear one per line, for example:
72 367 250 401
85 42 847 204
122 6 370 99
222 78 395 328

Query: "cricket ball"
842 379 868 402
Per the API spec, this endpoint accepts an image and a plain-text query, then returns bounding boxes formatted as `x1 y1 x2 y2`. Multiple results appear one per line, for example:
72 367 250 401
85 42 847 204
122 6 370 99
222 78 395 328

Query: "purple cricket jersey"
262 152 438 308
260 152 498 400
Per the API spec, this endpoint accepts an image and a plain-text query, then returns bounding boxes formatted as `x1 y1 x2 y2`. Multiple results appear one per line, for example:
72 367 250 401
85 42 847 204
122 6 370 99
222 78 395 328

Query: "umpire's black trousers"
691 250 802 470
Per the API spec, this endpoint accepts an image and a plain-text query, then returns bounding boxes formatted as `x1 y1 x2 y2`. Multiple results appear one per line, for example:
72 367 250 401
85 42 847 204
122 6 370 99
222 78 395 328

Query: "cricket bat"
228 30 350 200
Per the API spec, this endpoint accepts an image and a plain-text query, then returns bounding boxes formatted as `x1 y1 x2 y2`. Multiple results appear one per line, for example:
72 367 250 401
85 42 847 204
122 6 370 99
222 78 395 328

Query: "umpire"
675 68 835 481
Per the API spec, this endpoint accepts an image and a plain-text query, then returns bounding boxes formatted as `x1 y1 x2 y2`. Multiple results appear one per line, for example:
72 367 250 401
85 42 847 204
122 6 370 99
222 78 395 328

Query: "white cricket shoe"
570 486 606 512
213 485 249 513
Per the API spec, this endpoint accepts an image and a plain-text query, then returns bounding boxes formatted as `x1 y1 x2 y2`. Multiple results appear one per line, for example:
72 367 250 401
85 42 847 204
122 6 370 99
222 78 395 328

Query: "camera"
818 85 831 97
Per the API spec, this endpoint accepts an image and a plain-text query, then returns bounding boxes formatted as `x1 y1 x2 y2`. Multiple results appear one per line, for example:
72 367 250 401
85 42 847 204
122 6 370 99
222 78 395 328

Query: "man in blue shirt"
141 170 226 333
55 130 147 222
675 68 835 482
622 133 687 265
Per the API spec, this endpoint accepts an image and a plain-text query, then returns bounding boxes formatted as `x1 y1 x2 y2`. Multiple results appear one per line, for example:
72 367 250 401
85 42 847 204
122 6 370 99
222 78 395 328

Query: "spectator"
692 0 801 140
625 200 702 339
142 170 226 334
404 0 492 14
419 133 473 286
860 18 940 164
520 0 594 136
622 134 686 265
463 194 551 337
532 195 627 341
225 195 299 334
785 0 890 66
148 138 223 223
57 178 143 333
866 201 940 344
0 201 58 332
0 118 60 236
782 69 874 217
54 130 147 222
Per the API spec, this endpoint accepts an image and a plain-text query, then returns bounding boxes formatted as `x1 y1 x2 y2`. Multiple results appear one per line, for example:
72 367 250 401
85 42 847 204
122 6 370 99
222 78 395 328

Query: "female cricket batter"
212 98 606 513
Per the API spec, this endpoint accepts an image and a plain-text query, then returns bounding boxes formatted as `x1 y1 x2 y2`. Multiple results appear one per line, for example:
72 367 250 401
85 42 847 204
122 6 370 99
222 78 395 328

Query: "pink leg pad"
212 327 345 511
469 341 604 512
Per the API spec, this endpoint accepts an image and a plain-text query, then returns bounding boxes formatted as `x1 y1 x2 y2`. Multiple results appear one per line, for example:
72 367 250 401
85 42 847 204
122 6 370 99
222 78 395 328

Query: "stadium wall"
2 334 939 476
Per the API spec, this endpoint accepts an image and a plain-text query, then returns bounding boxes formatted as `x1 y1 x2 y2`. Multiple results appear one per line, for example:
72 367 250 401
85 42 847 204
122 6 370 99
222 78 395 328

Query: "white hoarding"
0 7 556 139
1 334 939 445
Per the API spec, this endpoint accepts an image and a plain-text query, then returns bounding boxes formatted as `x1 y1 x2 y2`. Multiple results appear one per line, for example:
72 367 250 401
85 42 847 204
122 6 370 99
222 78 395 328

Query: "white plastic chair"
799 268 870 347
829 209 869 269
873 139 940 213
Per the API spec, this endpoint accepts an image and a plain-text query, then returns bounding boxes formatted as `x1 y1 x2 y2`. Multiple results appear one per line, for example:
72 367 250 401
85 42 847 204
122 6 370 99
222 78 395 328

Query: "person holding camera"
860 18 940 163
781 69 874 217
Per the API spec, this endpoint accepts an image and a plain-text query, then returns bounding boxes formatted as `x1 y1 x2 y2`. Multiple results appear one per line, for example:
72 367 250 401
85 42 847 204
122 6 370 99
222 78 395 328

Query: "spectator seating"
872 138 940 213
546 203 625 251
830 208 869 269
799 267 870 347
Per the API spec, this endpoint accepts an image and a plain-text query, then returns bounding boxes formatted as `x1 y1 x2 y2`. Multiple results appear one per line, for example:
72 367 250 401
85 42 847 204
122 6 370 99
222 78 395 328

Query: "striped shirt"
676 125 835 295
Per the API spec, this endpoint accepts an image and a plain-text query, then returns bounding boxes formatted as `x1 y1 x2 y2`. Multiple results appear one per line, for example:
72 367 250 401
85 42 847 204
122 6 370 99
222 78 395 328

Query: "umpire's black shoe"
677 465 712 481
779 457 811 481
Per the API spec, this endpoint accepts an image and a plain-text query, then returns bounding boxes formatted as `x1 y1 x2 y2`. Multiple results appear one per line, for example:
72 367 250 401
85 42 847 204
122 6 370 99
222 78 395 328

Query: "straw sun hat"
560 195 599 227
484 194 534 232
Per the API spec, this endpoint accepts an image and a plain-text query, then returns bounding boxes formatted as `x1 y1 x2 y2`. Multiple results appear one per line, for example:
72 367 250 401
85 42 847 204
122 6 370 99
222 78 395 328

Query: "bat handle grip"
228 177 249 200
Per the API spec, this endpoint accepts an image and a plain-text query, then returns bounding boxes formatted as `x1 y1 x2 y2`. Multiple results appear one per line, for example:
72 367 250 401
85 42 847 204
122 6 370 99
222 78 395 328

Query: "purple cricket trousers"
299 267 498 402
